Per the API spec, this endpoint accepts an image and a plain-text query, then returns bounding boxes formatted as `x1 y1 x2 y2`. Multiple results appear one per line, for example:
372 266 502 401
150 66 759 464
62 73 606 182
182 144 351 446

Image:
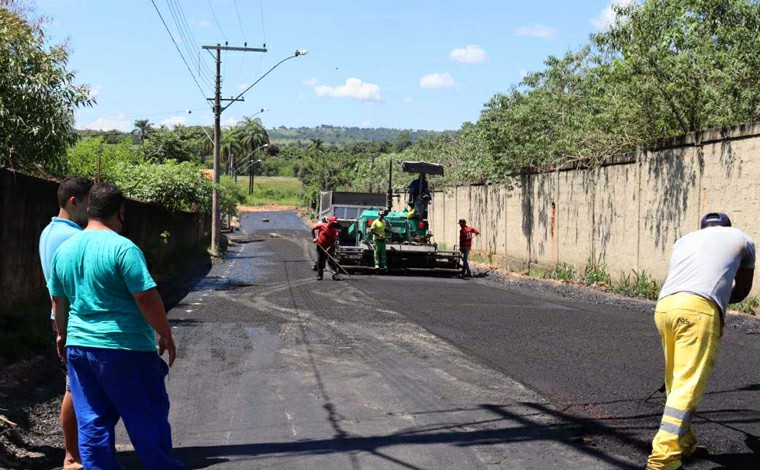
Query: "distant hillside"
268 125 442 146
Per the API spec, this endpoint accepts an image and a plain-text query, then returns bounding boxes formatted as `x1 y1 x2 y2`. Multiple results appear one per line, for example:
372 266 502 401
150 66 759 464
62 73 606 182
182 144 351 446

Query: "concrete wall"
1 168 210 309
429 123 760 290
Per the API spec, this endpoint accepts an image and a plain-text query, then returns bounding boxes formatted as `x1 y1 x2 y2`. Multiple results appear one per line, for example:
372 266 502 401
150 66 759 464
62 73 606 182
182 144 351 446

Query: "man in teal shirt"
48 183 182 470
39 176 92 470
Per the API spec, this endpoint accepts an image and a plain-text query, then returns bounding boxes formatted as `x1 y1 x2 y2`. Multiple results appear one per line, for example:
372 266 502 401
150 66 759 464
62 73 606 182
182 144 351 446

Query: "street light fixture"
206 48 307 254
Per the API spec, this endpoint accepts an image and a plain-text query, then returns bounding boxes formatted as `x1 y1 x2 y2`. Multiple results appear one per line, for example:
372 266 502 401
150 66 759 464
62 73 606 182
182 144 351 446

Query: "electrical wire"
207 0 228 42
259 0 266 45
168 0 215 79
164 0 214 88
233 0 247 43
148 0 211 107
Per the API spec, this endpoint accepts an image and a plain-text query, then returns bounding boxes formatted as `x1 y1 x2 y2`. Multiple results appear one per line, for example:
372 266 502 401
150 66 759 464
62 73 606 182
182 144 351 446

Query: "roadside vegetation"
238 176 302 207
486 255 758 315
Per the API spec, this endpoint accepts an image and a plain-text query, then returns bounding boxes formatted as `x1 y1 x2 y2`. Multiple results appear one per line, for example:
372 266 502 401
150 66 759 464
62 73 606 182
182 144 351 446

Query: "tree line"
3 0 760 209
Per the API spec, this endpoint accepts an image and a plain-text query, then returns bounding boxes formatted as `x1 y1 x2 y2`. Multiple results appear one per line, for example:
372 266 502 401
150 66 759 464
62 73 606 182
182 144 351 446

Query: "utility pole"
203 43 267 254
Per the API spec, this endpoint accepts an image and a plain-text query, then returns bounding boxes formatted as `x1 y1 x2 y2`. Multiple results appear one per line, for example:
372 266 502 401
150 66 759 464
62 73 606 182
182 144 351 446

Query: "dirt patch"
237 204 299 212
0 355 64 469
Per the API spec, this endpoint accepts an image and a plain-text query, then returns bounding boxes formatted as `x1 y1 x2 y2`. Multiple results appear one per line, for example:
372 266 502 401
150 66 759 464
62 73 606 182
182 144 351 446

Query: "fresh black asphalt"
118 210 760 469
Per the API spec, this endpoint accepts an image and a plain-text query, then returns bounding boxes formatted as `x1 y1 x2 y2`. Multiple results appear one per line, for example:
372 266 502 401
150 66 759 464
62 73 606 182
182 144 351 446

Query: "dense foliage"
67 137 245 216
399 0 760 183
0 1 92 173
269 125 439 147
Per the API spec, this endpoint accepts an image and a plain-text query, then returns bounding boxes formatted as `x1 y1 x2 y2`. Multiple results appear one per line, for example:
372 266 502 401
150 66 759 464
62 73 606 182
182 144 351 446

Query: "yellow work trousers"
647 293 722 470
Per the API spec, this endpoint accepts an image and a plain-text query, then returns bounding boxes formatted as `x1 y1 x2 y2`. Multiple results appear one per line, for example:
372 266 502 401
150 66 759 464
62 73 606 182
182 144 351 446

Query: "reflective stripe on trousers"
647 293 721 470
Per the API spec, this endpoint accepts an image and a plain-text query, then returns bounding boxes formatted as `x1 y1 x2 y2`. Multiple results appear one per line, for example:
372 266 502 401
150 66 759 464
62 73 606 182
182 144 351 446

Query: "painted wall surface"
429 123 760 290
1 168 210 309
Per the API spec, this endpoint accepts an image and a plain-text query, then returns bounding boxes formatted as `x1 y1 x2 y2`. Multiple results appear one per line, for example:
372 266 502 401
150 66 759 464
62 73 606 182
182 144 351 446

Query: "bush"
582 260 610 286
67 137 241 217
611 270 662 300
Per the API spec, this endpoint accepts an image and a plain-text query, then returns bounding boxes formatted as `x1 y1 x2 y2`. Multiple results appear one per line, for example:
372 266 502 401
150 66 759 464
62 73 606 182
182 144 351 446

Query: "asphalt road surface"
118 211 760 469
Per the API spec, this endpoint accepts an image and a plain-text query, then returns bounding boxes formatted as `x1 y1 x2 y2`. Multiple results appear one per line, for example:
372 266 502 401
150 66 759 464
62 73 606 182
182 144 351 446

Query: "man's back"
40 218 83 319
659 226 755 313
49 230 157 351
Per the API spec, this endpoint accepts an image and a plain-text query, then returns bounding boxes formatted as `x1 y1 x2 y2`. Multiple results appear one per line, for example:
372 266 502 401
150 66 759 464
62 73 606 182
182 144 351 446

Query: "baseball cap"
328 215 338 223
700 212 732 229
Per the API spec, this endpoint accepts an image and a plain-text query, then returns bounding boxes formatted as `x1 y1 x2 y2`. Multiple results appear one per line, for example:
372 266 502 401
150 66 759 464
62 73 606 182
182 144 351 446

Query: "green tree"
594 0 760 136
0 0 93 174
133 119 153 144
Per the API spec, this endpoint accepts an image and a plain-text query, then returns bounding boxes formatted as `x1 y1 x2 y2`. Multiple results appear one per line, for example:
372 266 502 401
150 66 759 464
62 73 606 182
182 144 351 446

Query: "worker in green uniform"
370 210 389 270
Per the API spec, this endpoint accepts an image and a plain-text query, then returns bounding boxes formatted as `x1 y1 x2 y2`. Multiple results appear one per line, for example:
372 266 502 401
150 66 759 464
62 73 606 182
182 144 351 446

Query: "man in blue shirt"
39 176 93 470
48 183 183 470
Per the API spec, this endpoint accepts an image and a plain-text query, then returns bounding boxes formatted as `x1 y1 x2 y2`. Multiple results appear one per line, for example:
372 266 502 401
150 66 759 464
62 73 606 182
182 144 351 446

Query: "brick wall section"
0 168 209 308
428 122 760 292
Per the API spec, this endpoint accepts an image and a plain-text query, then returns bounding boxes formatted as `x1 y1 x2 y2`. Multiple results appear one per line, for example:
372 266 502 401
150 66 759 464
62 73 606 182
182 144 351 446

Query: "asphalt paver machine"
336 161 461 274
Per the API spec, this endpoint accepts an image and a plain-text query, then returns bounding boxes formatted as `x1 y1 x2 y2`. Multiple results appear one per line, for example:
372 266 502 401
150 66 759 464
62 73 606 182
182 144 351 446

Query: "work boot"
317 274 323 280
332 273 341 281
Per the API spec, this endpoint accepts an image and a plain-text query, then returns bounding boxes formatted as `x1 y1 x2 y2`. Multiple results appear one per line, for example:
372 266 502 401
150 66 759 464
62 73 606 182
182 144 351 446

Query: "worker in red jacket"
311 215 341 280
458 218 480 277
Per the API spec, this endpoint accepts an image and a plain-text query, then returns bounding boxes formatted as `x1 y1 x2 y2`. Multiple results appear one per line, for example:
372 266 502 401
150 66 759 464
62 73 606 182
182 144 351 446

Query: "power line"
206 0 227 42
148 0 211 108
164 0 214 87
233 0 247 43
168 0 215 80
259 0 267 45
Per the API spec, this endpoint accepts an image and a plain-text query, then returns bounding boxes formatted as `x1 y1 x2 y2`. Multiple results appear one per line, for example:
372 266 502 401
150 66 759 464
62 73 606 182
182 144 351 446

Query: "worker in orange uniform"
458 218 479 277
647 212 755 470
311 215 341 281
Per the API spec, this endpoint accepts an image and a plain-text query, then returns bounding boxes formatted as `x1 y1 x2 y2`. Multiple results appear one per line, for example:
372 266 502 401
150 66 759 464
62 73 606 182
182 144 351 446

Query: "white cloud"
161 115 186 127
419 73 456 89
449 45 489 64
314 78 382 102
88 84 103 100
222 116 239 127
198 19 212 29
237 83 250 91
361 120 372 127
403 97 414 103
591 0 636 30
515 24 557 40
302 77 319 86
83 113 131 132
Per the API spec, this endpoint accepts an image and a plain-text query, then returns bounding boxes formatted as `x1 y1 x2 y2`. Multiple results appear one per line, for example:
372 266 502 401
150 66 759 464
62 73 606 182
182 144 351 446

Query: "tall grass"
236 176 302 206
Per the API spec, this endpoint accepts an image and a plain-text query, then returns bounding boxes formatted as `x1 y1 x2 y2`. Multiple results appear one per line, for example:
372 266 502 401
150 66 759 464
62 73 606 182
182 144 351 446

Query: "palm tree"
133 119 153 144
239 116 269 154
220 130 243 176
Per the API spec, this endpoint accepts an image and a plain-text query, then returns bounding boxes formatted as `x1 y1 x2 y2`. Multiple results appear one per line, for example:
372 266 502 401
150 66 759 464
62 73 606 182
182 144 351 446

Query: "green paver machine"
335 161 461 274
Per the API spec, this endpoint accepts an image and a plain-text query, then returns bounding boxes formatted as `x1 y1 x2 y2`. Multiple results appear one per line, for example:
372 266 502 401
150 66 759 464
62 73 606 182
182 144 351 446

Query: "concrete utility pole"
203 43 267 254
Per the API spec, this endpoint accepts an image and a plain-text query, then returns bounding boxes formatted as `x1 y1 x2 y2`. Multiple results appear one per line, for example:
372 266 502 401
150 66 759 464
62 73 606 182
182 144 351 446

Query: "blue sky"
36 0 625 132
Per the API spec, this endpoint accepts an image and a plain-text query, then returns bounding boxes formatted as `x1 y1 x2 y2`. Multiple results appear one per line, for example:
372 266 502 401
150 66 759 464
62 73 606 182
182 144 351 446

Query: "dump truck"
333 161 461 274
318 191 388 244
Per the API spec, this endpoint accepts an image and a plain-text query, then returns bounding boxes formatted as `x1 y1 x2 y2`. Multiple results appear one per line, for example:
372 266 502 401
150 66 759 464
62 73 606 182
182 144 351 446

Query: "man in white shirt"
647 212 755 470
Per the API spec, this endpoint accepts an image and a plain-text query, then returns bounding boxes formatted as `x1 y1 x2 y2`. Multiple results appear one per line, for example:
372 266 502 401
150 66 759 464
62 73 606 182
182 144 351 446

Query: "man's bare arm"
133 288 176 366
52 296 70 359
730 268 754 304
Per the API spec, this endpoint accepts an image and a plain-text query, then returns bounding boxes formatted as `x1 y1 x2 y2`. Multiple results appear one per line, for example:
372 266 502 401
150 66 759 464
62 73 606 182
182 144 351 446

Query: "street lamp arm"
221 50 308 113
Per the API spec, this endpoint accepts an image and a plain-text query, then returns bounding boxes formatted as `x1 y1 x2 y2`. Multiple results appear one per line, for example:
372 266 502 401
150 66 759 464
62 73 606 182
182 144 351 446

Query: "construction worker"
646 212 755 470
311 215 341 280
371 210 389 270
458 218 480 277
312 216 328 272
